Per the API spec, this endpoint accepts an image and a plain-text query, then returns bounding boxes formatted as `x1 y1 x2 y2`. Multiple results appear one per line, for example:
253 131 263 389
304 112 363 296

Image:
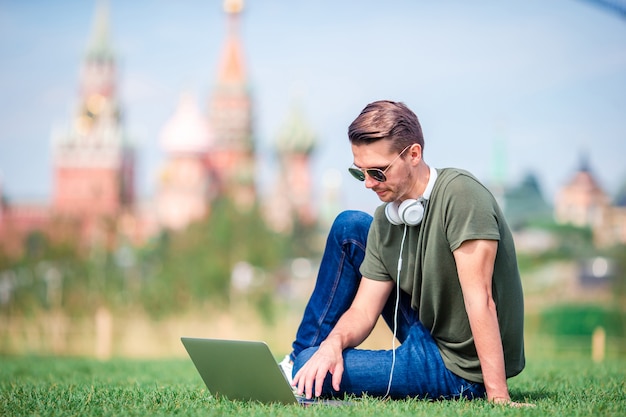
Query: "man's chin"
374 190 394 202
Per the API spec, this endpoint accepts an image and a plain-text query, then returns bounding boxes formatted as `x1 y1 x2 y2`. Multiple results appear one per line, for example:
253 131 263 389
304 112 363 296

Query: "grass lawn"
1 355 625 416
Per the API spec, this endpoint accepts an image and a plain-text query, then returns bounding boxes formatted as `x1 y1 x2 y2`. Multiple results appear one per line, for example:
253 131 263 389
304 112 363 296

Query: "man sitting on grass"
280 100 532 407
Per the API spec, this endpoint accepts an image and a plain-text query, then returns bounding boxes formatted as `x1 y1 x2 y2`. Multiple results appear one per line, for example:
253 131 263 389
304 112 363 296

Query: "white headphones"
385 199 425 226
384 166 438 226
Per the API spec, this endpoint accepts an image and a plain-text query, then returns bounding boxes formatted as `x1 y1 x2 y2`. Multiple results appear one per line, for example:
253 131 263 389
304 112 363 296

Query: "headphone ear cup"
385 202 403 225
398 199 424 226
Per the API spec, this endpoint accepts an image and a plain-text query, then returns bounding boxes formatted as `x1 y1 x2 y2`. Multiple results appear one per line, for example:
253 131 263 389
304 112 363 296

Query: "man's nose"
364 174 379 188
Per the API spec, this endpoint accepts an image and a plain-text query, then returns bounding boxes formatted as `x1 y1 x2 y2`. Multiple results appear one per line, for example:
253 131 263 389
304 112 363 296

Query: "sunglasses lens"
366 169 386 182
348 167 366 181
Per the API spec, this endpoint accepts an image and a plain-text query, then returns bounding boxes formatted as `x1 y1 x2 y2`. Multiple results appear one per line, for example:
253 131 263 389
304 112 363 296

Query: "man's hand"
292 278 394 399
292 337 344 399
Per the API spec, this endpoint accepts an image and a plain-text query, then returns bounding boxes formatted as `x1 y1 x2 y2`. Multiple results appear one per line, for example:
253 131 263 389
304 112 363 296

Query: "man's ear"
409 144 422 164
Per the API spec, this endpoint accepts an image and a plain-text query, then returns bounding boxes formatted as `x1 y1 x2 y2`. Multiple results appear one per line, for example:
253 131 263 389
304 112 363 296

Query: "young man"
281 100 528 406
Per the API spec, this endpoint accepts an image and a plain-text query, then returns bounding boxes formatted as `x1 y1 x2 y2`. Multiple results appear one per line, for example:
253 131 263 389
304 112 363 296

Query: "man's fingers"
315 371 325 398
304 370 315 399
331 362 344 392
292 368 302 387
291 348 344 399
295 365 320 399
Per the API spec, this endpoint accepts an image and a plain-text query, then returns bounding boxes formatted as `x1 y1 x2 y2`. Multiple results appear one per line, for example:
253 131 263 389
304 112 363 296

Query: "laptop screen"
181 337 299 405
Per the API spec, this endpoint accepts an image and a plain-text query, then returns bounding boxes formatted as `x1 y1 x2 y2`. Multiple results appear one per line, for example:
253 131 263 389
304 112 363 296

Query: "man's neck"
408 162 431 199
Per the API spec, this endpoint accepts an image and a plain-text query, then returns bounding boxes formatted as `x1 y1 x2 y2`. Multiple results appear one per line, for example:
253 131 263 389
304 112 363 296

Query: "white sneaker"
278 355 294 387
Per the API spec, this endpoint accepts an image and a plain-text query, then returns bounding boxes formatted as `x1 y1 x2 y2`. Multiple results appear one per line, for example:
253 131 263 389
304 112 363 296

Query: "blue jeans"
289 210 485 400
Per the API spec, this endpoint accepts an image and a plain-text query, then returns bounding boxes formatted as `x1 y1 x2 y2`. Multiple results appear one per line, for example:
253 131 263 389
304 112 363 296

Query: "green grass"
1 356 625 416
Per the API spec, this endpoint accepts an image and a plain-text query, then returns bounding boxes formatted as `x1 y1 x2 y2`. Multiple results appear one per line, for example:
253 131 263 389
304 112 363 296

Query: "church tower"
554 154 610 228
206 0 255 210
264 101 317 233
52 1 134 229
553 153 626 247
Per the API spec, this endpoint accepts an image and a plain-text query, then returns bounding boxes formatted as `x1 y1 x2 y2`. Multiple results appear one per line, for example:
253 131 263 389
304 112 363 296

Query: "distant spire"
224 0 244 14
217 0 246 85
578 150 591 173
490 118 507 187
86 0 114 61
209 0 252 150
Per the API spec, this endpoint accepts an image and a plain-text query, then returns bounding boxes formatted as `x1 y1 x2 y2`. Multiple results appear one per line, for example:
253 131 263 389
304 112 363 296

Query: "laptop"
181 337 348 406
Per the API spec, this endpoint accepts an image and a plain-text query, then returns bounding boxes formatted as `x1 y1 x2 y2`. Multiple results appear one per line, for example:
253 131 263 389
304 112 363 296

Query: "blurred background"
0 0 625 360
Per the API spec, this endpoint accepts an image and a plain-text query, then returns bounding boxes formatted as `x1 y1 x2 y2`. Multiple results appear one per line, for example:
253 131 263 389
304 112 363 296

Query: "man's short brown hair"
348 100 424 155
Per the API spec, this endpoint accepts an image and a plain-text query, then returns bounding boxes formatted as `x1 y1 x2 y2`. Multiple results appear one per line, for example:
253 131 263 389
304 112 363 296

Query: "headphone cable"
383 223 408 399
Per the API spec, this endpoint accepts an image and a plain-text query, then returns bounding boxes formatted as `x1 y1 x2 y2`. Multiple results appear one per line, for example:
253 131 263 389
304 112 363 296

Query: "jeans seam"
312 250 345 344
312 238 364 345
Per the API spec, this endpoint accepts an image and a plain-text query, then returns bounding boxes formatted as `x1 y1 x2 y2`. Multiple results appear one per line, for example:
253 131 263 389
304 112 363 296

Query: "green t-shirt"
360 168 525 383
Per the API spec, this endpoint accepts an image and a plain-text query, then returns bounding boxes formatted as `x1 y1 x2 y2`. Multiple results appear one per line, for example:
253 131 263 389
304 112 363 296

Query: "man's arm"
453 239 511 401
293 277 395 399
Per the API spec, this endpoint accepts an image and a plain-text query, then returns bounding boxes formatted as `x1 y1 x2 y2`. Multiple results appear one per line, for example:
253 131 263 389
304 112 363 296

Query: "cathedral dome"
161 93 213 154
276 102 316 155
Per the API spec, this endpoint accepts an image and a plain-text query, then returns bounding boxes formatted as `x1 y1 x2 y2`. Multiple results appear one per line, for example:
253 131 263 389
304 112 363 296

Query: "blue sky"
1 0 625 215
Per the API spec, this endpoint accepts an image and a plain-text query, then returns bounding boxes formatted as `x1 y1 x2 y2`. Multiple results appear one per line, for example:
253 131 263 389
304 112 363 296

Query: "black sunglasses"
348 144 413 183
